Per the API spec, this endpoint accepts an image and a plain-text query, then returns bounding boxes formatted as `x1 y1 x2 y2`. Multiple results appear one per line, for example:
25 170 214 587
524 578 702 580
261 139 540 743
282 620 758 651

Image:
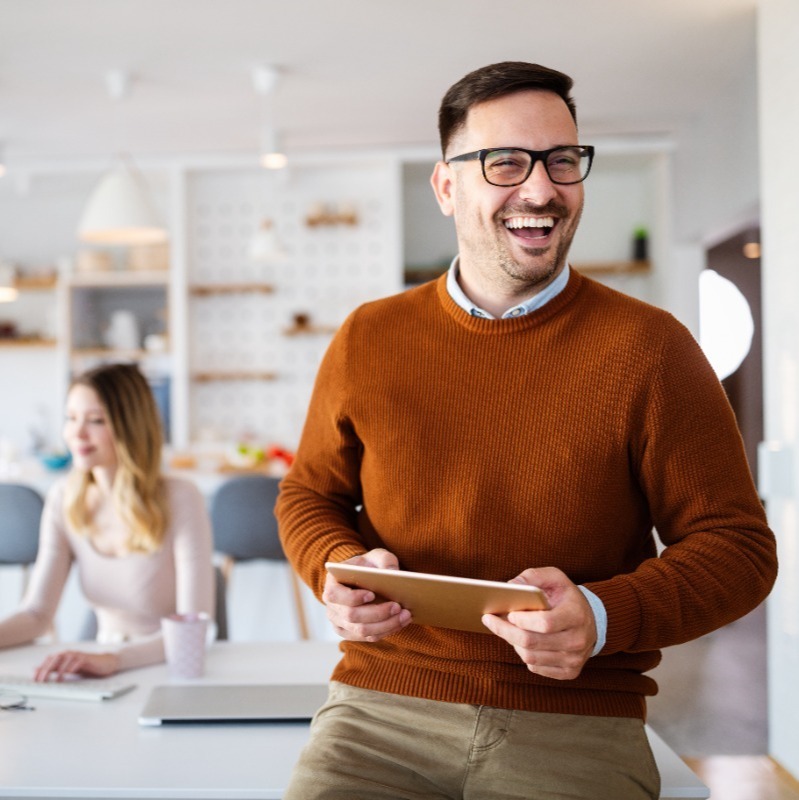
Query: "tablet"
325 562 549 634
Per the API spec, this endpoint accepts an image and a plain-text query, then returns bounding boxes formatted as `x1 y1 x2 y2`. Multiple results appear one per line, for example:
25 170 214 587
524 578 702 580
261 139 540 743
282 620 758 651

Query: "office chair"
210 474 309 640
0 483 45 584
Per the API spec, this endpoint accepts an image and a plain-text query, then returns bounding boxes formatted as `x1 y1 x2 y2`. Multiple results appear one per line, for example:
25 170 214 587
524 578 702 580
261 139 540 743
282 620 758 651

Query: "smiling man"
277 62 777 800
434 89 586 316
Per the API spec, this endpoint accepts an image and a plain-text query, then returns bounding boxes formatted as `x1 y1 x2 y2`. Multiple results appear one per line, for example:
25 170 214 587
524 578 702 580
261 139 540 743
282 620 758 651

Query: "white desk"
0 641 708 800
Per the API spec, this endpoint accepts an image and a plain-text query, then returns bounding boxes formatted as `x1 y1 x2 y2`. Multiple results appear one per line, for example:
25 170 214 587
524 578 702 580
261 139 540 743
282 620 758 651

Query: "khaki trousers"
284 682 660 800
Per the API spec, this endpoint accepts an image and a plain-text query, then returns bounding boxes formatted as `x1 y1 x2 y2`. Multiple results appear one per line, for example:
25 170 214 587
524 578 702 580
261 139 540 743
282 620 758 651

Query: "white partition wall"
183 157 403 450
758 0 799 779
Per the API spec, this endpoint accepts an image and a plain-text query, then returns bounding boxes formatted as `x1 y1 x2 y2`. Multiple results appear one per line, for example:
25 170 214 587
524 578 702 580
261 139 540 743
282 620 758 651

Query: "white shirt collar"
445 257 570 319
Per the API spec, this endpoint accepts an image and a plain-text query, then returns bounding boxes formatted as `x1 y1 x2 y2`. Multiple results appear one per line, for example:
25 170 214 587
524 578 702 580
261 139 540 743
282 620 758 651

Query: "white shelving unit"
0 145 668 455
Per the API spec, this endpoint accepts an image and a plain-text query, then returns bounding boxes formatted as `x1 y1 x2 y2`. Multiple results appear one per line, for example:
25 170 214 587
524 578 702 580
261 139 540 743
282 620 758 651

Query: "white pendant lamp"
78 162 167 245
248 219 288 263
76 70 168 245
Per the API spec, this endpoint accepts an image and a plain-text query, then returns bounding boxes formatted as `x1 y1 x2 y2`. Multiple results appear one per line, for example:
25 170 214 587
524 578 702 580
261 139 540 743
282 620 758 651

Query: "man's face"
432 90 584 296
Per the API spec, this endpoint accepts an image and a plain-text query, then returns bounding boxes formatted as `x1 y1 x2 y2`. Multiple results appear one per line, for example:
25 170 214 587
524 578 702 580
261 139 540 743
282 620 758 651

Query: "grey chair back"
0 483 44 566
210 475 284 561
210 474 308 639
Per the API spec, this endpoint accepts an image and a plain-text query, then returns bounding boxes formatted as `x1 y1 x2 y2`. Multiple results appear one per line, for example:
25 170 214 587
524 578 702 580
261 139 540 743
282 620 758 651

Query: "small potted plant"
632 226 649 261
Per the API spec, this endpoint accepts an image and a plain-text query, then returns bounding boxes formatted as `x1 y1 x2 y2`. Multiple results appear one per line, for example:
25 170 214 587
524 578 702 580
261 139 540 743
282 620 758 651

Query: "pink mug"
161 612 216 679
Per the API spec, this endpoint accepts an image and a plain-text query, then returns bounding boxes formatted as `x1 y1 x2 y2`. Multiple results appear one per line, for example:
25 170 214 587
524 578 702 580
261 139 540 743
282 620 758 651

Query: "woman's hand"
33 650 121 682
323 548 412 642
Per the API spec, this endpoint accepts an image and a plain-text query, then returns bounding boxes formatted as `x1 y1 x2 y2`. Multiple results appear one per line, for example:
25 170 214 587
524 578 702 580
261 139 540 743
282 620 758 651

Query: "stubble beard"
492 201 582 292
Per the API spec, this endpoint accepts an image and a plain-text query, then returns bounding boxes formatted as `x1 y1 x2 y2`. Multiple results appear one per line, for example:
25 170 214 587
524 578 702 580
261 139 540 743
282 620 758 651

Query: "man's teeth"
504 216 555 230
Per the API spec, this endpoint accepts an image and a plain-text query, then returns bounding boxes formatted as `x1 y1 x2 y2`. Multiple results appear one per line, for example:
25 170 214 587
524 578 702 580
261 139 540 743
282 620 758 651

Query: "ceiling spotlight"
252 65 287 170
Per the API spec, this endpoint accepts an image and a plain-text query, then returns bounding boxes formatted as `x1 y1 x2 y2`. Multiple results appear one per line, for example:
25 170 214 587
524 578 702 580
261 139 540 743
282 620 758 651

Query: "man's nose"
516 159 558 206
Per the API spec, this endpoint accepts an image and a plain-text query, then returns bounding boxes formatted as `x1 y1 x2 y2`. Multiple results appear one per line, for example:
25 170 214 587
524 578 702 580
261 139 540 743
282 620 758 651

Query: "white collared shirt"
445 256 570 318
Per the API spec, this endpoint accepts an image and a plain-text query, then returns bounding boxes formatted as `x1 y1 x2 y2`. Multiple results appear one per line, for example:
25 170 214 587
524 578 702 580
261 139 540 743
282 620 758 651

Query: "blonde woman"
0 363 214 680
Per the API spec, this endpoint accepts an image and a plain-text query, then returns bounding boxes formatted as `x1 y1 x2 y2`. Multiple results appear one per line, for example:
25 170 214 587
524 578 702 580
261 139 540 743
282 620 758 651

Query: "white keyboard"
0 674 136 702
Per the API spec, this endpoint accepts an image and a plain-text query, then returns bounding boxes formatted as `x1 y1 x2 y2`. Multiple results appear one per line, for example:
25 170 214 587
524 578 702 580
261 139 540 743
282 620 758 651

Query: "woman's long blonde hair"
64 363 168 553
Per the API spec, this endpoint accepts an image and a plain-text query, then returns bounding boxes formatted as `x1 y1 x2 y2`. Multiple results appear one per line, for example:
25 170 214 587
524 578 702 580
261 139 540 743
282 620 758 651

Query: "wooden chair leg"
288 568 310 640
220 555 234 586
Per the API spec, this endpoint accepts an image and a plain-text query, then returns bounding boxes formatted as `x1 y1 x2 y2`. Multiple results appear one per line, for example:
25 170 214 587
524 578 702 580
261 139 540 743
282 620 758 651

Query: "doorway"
702 226 763 485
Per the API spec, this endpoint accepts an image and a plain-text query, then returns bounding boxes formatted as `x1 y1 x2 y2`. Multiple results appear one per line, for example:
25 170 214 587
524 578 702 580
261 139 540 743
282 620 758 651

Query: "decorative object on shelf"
144 334 168 353
283 311 337 336
304 202 359 227
248 219 288 263
75 249 113 273
128 243 170 271
0 262 18 303
632 226 649 261
103 309 141 351
76 71 168 246
252 65 287 170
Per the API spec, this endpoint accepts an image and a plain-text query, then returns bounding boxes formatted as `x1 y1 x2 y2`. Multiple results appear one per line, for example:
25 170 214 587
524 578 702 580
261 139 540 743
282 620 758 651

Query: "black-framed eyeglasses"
446 145 595 186
0 690 35 711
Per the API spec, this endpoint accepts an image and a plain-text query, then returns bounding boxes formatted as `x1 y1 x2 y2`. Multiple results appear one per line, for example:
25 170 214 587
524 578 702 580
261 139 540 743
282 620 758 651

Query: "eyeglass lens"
0 691 34 711
483 147 590 186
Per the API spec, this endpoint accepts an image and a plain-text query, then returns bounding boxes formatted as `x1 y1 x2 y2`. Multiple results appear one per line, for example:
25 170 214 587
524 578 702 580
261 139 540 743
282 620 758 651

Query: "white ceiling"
0 0 757 164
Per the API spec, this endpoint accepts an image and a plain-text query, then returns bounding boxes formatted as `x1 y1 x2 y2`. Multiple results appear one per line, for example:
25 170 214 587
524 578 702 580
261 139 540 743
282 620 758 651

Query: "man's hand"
323 548 412 642
33 650 121 682
481 567 597 681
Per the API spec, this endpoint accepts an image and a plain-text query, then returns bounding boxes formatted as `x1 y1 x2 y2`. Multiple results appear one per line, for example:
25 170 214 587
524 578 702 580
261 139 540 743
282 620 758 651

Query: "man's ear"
430 161 455 217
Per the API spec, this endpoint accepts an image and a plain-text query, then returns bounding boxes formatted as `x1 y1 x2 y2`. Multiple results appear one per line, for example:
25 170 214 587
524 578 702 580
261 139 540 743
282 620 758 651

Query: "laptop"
138 683 330 726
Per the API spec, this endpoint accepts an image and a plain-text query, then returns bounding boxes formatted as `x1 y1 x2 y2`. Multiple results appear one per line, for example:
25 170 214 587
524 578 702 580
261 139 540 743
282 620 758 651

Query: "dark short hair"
437 61 577 158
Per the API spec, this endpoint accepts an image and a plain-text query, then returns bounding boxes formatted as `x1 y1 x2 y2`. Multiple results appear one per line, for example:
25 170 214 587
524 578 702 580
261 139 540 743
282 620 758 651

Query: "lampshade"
77 163 168 245
248 219 288 262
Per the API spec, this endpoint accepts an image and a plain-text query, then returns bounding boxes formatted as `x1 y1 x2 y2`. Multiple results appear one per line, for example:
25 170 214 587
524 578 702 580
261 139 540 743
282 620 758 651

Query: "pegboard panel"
186 161 402 447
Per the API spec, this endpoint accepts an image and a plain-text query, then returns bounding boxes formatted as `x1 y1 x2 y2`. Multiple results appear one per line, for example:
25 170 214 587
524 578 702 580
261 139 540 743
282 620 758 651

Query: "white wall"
758 0 799 778
671 38 760 246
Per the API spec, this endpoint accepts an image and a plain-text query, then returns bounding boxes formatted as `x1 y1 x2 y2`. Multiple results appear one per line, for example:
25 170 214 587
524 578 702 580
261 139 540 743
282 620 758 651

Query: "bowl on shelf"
39 452 72 471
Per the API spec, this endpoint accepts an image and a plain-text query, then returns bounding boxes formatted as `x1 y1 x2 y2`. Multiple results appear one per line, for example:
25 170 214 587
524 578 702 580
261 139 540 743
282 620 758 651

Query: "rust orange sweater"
277 269 777 720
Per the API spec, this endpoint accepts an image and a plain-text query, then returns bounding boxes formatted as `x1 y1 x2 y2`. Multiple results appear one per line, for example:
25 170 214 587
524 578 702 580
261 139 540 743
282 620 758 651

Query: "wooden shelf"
70 347 168 359
282 324 337 337
14 274 58 290
192 370 278 383
404 260 651 283
0 337 57 348
573 260 651 275
68 270 169 288
189 283 274 296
